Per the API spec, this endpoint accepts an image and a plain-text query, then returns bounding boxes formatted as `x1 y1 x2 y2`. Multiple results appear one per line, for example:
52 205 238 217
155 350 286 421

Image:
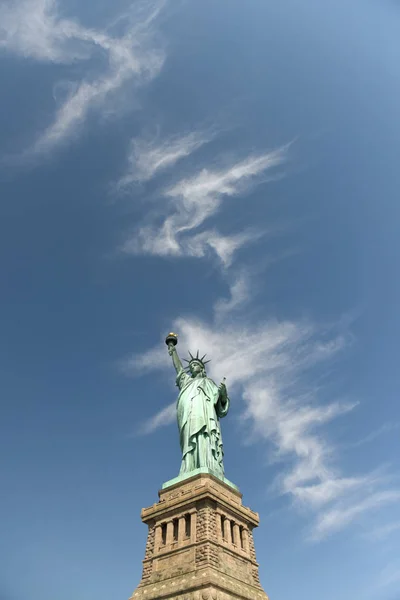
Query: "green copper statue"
165 333 229 480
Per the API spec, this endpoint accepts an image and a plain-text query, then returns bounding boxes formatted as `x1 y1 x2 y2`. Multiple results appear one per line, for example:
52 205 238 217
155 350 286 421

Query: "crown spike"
185 350 211 370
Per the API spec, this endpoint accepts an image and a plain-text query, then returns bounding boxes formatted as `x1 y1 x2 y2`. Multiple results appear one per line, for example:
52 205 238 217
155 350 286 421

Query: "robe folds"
176 369 229 478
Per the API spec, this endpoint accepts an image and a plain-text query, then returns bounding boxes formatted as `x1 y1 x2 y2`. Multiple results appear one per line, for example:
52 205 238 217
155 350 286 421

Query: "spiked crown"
183 350 211 372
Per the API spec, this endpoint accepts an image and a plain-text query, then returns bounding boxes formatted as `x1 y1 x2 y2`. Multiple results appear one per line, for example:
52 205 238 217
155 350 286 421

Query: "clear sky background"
1 1 400 599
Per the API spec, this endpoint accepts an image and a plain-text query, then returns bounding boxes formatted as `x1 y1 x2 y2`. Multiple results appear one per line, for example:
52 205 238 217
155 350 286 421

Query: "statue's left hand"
218 382 228 401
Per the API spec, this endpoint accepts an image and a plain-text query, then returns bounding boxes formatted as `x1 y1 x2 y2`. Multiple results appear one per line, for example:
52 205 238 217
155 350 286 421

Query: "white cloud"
291 476 373 508
214 274 250 320
0 0 165 154
118 130 212 185
1 0 82 62
367 521 400 541
122 147 288 265
119 341 167 375
166 151 285 201
312 491 400 540
185 229 258 267
379 563 400 589
345 422 400 449
139 401 176 434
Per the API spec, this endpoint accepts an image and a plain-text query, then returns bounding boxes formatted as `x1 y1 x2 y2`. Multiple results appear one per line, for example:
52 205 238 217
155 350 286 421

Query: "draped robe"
176 369 229 479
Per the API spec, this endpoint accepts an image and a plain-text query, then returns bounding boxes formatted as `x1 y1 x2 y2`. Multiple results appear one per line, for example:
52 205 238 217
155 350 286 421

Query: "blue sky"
1 0 400 599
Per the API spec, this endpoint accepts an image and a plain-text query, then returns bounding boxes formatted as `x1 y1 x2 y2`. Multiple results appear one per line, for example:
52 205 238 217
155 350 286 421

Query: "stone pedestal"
129 473 269 600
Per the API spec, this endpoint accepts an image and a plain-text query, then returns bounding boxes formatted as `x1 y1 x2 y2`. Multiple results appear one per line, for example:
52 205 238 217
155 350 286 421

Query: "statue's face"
190 361 203 376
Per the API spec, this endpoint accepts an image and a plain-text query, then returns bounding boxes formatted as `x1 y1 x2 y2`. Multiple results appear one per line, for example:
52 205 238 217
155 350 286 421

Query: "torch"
165 332 178 352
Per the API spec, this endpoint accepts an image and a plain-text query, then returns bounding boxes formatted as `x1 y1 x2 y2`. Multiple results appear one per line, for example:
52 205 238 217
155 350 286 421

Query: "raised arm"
168 344 184 375
165 333 184 375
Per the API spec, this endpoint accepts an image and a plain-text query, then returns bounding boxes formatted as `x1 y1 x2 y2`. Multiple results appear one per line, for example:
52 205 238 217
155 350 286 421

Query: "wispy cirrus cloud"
344 422 400 449
292 476 374 509
366 520 400 541
0 0 165 155
312 491 400 540
1 0 86 63
213 274 250 320
118 130 213 186
139 400 176 434
121 147 288 266
378 563 400 591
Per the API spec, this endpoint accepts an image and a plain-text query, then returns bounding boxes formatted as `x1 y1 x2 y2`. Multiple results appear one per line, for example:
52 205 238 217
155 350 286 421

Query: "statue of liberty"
165 333 229 480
